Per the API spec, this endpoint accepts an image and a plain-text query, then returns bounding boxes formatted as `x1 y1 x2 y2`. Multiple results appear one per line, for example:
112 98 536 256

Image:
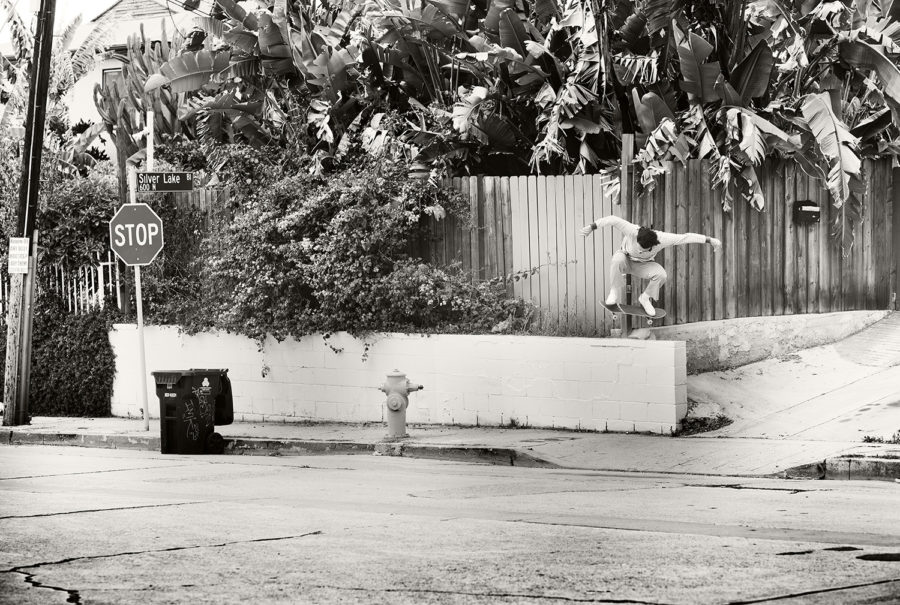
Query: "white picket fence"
0 252 120 318
47 252 121 313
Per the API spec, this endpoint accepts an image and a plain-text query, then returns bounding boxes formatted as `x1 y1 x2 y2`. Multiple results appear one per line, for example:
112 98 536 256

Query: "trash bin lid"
151 371 188 386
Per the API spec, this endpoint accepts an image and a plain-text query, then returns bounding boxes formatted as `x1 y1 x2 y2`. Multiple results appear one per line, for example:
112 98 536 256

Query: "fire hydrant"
379 370 423 439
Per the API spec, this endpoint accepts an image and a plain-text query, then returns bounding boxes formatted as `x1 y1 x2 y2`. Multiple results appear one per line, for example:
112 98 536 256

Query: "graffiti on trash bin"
184 378 214 442
183 397 200 441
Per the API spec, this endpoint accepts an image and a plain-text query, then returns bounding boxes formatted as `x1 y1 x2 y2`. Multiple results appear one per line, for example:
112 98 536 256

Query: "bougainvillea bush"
176 150 531 342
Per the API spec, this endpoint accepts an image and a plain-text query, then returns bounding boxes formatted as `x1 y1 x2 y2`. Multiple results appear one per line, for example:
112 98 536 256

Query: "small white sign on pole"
8 237 30 274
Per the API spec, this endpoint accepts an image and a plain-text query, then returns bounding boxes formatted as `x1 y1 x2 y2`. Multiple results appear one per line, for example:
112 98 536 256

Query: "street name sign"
137 171 194 192
109 204 164 266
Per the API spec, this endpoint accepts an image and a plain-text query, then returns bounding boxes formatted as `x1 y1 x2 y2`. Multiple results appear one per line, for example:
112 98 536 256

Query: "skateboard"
600 302 667 326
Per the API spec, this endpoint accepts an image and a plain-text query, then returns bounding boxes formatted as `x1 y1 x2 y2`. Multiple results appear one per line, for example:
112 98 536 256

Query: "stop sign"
109 203 164 266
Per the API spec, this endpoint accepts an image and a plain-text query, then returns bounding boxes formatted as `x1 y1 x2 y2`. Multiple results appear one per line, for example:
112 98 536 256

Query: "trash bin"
151 369 233 455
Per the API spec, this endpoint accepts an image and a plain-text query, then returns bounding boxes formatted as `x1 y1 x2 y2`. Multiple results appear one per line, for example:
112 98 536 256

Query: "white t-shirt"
597 216 706 263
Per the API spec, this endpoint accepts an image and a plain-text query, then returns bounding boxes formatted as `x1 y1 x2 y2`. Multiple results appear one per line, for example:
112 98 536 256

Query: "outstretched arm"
658 231 722 252
580 215 638 237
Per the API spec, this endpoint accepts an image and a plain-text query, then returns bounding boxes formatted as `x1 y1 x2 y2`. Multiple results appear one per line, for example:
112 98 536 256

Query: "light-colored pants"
609 251 667 302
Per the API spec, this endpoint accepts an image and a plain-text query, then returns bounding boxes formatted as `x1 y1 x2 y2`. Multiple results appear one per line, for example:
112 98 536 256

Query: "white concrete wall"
110 326 688 434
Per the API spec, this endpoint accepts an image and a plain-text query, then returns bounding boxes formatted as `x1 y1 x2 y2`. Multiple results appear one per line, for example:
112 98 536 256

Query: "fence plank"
472 177 484 280
600 174 619 335
856 206 865 309
815 173 830 313
486 177 499 280
871 162 884 307
540 176 556 330
735 182 749 318
805 173 820 314
876 161 891 306
581 177 596 333
784 163 797 314
701 167 714 322
748 195 761 317
570 176 586 333
797 171 810 314
659 162 678 326
675 165 689 324
761 163 774 317
723 184 736 319
554 176 571 330
864 162 876 309
500 177 513 287
527 176 542 309
772 167 785 315
509 176 526 300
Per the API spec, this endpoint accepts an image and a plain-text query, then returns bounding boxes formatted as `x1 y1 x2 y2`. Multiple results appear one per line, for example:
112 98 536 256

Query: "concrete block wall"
110 326 688 434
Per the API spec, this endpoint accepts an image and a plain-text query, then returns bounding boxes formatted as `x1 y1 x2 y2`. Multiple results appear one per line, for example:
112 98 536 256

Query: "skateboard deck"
600 302 667 323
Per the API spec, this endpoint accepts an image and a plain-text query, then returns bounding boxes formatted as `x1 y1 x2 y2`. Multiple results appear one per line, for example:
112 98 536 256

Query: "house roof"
81 0 197 49
91 0 170 23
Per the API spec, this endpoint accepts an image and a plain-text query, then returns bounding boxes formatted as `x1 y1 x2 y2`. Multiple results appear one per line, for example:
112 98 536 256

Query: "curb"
3 431 558 468
784 456 900 482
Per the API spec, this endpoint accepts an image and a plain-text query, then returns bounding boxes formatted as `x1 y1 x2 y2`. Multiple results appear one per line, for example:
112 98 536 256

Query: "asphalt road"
1 446 899 604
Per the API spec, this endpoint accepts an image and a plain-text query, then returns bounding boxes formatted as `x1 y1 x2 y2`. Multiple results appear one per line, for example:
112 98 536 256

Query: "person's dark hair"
637 226 659 249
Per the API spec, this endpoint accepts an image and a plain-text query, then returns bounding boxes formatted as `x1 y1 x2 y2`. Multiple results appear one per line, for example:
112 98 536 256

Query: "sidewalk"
4 416 899 480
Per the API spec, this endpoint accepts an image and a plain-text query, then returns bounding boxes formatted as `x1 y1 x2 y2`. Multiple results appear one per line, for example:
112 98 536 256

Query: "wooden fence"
629 159 895 326
422 159 896 335
425 174 625 336
4 169 894 334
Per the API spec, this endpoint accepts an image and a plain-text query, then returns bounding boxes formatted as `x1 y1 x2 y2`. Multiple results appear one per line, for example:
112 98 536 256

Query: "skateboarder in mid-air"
580 216 722 317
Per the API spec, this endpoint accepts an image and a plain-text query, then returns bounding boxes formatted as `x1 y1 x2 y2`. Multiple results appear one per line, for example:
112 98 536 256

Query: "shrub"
165 151 531 341
0 293 115 418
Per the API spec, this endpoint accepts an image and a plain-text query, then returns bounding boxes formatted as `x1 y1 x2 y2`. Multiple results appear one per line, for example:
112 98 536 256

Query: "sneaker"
638 293 656 316
605 292 617 305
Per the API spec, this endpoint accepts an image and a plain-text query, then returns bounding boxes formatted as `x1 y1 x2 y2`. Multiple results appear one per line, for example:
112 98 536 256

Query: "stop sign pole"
109 111 161 431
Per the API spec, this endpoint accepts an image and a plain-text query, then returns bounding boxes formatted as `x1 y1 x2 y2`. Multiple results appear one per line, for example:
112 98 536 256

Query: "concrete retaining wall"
110 327 688 434
653 310 890 373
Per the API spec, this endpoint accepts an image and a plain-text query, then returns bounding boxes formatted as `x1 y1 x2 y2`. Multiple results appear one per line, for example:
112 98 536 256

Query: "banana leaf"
801 92 864 253
485 0 517 33
215 0 258 30
840 39 900 127
499 9 529 57
644 0 675 36
801 92 862 204
850 108 891 141
714 75 743 106
729 40 773 104
673 24 722 103
740 165 766 210
144 50 225 93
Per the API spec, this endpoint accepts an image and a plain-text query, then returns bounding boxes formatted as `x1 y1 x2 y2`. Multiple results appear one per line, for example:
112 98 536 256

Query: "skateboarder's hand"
709 237 722 252
580 225 595 237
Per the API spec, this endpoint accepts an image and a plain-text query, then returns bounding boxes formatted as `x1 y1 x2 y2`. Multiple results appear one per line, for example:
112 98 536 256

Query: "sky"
0 0 118 54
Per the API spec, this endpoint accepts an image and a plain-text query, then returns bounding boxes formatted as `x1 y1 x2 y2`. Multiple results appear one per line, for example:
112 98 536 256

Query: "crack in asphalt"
5 569 82 604
3 530 324 602
0 500 210 520
0 464 194 481
5 531 324 576
686 484 821 494
305 585 673 604
725 576 900 603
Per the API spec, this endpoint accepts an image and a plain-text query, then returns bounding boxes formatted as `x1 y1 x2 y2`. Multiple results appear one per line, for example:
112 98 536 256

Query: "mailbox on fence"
151 369 233 455
793 200 821 225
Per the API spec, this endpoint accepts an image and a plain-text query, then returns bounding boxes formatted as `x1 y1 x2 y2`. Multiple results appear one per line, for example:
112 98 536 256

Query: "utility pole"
3 0 56 426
